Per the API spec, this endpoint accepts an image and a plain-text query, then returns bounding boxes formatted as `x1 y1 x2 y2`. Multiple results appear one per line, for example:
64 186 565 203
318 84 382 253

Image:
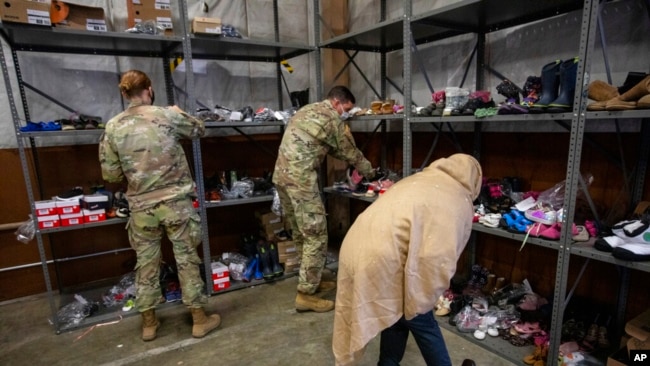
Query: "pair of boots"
141 307 221 341
257 240 284 280
530 57 579 113
587 75 650 111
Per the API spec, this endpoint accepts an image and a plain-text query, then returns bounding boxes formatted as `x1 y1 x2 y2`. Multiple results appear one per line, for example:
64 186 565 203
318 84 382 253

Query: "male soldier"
273 85 376 313
99 70 220 341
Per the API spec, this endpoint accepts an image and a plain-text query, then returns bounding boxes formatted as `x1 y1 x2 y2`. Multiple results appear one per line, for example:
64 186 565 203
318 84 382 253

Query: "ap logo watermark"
631 350 650 365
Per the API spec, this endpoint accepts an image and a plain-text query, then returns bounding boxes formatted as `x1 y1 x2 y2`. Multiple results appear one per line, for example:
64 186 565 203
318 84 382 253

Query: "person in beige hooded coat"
332 153 483 365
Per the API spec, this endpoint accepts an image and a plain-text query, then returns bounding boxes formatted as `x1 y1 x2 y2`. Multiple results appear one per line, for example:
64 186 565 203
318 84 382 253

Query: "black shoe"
268 242 284 277
56 186 84 201
461 360 476 366
256 240 275 280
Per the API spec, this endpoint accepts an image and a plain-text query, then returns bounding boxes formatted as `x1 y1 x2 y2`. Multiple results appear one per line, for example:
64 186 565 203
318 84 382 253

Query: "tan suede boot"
606 75 650 111
295 292 334 313
588 80 619 101
638 94 650 109
316 280 337 292
141 309 160 341
190 307 221 338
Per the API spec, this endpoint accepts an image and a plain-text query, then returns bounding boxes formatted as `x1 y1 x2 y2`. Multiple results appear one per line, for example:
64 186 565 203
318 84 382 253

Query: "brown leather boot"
190 307 221 338
295 292 334 313
141 309 159 341
316 280 337 292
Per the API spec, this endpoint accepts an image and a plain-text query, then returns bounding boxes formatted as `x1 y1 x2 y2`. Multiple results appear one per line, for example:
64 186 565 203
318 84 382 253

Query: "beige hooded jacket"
332 153 483 365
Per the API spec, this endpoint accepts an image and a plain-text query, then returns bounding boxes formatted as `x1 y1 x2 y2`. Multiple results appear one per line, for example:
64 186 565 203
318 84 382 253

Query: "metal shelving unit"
1 0 311 334
315 1 650 365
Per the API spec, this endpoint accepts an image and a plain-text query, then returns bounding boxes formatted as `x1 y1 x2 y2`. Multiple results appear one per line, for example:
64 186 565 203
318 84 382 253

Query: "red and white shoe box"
34 200 57 216
37 215 60 229
211 262 230 291
82 209 106 223
213 277 230 292
60 212 84 226
55 200 81 215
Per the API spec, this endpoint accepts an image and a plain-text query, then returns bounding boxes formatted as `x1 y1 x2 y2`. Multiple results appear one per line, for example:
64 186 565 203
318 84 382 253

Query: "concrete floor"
0 275 516 366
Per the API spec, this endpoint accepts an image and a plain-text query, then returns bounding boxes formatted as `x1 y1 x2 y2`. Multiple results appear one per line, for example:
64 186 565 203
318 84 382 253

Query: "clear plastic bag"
537 172 594 210
14 217 35 244
221 252 248 281
231 179 254 198
271 187 283 217
56 294 99 327
445 87 470 109
454 305 482 333
102 272 136 307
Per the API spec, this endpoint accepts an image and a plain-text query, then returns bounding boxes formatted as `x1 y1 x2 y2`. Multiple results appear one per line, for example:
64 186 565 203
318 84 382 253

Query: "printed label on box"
87 19 107 32
27 9 50 26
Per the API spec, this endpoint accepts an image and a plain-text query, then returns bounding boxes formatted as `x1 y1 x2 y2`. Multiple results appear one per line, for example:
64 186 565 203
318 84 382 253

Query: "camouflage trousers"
127 199 207 312
276 185 327 295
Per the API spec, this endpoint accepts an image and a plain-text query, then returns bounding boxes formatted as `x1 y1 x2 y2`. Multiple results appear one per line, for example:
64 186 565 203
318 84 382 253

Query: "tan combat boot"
317 280 337 293
295 292 334 313
141 309 160 341
190 307 221 338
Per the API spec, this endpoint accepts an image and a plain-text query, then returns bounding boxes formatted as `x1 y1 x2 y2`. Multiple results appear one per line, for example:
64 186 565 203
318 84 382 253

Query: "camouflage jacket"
273 99 373 191
99 101 205 211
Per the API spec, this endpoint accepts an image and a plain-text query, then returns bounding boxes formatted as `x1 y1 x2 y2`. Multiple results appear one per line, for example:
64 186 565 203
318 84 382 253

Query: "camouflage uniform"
273 99 373 295
99 101 206 311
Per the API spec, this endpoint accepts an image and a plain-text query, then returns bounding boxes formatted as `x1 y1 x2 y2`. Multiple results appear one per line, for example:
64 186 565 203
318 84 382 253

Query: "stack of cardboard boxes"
256 210 299 273
608 308 650 365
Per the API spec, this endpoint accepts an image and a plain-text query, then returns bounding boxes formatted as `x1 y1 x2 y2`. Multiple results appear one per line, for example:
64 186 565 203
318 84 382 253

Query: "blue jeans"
378 310 452 366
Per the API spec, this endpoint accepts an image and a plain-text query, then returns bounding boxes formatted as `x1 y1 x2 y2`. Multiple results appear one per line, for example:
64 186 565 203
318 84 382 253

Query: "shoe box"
0 0 51 26
82 209 106 223
81 193 110 211
126 0 173 36
51 1 108 32
35 200 61 228
607 307 650 366
55 199 81 215
256 210 282 226
282 255 300 273
60 212 83 226
192 17 221 35
211 261 230 292
277 240 298 264
260 222 285 242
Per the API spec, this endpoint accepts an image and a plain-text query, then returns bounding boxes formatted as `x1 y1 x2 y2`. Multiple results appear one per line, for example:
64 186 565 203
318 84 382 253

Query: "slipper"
19 121 42 132
572 225 589 242
527 222 551 237
514 321 541 334
539 223 561 240
612 243 650 261
41 121 61 131
473 328 486 340
594 236 627 252
525 208 557 225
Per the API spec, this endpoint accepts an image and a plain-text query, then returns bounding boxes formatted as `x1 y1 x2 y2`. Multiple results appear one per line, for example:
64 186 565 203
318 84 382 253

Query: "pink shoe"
539 223 561 240
584 220 598 237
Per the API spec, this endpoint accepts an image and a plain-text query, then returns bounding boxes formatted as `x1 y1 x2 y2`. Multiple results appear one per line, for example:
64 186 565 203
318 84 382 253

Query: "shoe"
122 299 134 312
267 242 284 277
317 280 336 292
295 292 334 313
190 307 221 338
572 225 589 242
56 186 84 201
141 309 159 341
256 240 274 280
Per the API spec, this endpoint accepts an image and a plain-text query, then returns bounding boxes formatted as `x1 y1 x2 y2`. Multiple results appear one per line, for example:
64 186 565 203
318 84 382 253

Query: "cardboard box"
283 261 300 273
55 200 80 215
626 308 650 341
82 208 106 223
256 211 282 226
192 17 221 35
211 261 229 280
34 200 57 216
0 0 51 26
60 212 83 226
212 277 230 292
52 1 108 32
276 240 297 255
37 214 60 229
607 346 629 366
126 0 172 35
279 252 299 264
81 194 110 211
262 221 285 236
